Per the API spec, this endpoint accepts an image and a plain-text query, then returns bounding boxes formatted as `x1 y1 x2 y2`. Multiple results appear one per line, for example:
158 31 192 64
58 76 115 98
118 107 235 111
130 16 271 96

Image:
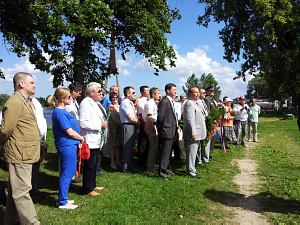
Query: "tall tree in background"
183 73 221 100
0 93 10 109
198 0 300 102
0 0 180 87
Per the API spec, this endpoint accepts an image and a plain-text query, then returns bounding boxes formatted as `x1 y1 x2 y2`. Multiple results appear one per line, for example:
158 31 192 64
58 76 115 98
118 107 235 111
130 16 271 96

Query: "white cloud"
111 46 248 98
168 46 247 98
0 58 39 82
117 57 132 76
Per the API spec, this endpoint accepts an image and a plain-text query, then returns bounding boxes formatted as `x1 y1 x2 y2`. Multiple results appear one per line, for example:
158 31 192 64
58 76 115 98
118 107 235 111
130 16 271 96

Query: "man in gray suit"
183 87 207 178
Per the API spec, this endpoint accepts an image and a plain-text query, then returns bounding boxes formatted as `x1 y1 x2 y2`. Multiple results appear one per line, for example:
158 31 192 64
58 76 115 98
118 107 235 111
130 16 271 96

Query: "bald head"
13 72 35 97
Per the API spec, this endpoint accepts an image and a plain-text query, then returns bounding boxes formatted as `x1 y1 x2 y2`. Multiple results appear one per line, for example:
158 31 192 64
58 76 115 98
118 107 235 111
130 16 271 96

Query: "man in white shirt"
79 82 107 196
30 97 48 194
65 82 82 121
233 96 251 146
143 87 160 173
119 86 140 172
136 86 149 168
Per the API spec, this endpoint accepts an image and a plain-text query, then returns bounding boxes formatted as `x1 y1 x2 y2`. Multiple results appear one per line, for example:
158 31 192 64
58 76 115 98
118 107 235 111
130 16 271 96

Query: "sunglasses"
97 90 103 95
132 92 135 95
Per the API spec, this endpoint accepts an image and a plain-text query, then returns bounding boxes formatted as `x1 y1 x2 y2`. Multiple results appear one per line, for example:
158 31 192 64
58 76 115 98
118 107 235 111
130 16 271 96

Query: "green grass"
0 126 245 224
253 117 300 224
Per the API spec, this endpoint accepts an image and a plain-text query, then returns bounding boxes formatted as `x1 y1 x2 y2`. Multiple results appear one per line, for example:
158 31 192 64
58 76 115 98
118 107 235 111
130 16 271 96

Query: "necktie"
99 104 107 119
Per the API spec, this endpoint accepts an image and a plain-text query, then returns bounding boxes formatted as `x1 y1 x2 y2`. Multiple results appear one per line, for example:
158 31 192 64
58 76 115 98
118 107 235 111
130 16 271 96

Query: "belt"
122 122 135 125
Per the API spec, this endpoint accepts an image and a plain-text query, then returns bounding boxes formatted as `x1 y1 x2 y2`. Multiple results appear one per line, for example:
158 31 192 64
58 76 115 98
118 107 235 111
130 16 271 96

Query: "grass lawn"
253 117 300 224
0 127 245 224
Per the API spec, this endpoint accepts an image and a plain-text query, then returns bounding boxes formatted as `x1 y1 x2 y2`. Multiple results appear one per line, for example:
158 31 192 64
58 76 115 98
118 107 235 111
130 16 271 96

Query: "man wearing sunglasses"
119 86 140 172
66 82 82 121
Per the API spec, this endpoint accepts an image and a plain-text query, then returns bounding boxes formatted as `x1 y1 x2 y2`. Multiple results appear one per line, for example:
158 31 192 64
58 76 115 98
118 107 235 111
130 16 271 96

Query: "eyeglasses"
65 95 72 100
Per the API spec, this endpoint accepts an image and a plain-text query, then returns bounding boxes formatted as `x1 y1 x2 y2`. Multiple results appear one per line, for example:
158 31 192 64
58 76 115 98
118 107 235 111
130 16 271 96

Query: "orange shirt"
222 106 234 127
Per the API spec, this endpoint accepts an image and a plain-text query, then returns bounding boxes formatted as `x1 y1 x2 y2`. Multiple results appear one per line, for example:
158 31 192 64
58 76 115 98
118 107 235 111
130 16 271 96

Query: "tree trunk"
73 35 92 85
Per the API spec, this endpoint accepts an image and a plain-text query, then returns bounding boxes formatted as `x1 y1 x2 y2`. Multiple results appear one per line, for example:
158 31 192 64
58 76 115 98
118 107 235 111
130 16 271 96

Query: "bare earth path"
226 142 270 225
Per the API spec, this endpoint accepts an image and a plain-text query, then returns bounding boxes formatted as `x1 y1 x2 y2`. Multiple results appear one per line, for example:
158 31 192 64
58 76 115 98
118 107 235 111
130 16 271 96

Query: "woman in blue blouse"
48 88 84 210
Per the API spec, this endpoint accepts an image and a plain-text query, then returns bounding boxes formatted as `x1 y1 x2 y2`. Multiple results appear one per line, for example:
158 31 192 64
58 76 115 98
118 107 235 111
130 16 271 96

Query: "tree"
0 93 10 109
36 97 48 108
182 73 221 100
0 0 180 86
198 0 300 101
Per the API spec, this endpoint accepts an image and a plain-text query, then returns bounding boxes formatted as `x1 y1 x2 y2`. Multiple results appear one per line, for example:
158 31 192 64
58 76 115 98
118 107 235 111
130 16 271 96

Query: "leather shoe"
87 191 100 196
188 174 200 179
159 172 169 180
94 186 105 191
167 170 175 176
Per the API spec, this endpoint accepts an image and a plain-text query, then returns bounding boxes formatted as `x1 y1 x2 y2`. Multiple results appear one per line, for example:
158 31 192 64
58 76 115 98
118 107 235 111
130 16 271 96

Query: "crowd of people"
0 72 262 223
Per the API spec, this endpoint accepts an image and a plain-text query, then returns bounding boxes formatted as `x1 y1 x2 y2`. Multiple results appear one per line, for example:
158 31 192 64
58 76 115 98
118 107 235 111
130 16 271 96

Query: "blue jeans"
58 145 77 205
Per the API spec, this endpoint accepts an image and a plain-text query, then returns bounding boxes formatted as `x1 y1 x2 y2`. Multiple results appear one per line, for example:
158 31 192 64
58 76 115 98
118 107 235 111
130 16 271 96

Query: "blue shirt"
119 98 136 123
249 105 261 123
102 95 111 109
52 108 80 150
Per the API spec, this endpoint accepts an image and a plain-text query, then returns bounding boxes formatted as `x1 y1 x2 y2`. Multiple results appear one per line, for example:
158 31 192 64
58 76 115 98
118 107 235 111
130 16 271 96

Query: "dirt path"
226 142 270 225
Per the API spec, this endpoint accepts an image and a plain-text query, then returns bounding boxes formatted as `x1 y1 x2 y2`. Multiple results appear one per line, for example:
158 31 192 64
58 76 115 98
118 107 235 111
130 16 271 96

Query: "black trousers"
31 161 40 193
159 138 174 174
82 148 100 194
138 122 148 166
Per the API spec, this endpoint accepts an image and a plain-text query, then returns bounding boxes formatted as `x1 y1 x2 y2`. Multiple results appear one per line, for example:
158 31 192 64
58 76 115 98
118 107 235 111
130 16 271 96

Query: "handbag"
78 143 90 160
77 143 90 177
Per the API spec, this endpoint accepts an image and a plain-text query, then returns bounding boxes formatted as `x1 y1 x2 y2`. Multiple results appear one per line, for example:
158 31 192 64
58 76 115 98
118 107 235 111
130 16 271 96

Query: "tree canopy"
182 73 221 100
198 0 300 101
0 93 10 109
0 0 180 86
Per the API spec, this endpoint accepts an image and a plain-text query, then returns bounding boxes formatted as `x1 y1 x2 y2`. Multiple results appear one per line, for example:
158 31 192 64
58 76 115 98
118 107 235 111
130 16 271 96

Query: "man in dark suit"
157 83 177 179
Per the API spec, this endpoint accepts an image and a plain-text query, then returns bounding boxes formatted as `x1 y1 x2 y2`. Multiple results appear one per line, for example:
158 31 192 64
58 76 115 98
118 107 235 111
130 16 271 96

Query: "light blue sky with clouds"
0 0 250 99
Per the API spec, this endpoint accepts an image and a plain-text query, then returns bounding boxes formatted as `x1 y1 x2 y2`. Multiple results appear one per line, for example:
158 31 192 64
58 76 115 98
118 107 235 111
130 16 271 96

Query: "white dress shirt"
119 98 137 123
32 97 47 141
137 96 148 117
143 99 158 122
66 99 80 120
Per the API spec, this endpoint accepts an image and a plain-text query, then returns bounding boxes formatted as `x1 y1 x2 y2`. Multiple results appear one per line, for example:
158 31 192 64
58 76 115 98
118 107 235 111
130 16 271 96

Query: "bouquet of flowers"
107 104 116 120
204 106 226 143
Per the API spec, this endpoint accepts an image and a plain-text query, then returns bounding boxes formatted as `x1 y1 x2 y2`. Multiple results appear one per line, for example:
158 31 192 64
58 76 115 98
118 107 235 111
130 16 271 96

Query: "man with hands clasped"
233 96 251 147
183 87 207 178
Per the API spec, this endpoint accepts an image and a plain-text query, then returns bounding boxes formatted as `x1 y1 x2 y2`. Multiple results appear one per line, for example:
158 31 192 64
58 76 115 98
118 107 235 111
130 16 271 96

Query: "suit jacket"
0 92 40 163
79 97 106 149
157 96 177 139
204 96 217 113
183 100 207 141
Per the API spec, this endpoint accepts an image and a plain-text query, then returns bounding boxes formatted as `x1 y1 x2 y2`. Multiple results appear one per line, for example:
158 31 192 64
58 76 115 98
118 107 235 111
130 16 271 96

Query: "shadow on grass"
204 189 300 214
43 152 59 172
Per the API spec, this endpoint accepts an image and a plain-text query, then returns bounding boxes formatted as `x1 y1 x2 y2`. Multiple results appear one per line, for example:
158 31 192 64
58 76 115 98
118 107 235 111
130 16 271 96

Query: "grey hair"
86 82 101 94
13 72 33 90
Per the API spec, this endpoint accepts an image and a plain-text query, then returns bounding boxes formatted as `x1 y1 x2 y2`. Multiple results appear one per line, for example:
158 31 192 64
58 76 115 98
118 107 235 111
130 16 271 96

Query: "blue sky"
0 0 250 99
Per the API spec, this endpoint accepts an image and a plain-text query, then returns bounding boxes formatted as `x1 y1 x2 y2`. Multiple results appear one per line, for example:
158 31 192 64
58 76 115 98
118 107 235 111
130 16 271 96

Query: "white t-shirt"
137 96 148 116
143 99 158 122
